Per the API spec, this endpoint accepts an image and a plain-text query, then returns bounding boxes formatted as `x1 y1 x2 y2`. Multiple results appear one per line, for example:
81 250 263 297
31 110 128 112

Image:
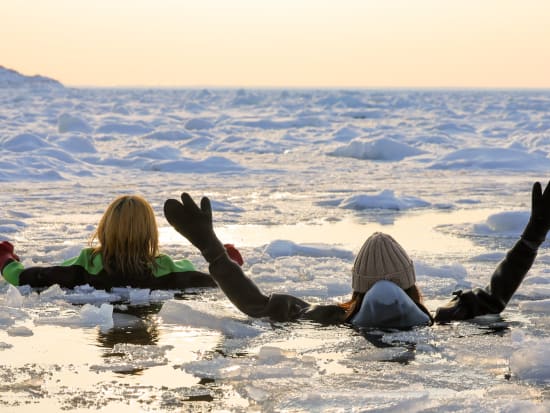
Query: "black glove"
164 193 225 262
434 290 476 323
521 181 550 247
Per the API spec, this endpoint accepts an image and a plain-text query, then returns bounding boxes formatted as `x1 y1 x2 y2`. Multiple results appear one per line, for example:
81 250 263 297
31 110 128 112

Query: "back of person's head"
92 195 159 277
341 232 430 325
351 232 415 293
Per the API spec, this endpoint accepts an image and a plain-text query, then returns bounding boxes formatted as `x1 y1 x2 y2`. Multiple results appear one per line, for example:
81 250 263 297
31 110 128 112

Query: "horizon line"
64 83 550 91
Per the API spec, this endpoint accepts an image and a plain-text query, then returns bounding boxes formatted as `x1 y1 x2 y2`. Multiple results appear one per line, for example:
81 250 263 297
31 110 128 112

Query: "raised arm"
164 193 321 321
435 181 550 322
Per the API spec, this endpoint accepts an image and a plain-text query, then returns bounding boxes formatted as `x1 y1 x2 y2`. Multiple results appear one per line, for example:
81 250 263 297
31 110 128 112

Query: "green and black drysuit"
1 248 216 290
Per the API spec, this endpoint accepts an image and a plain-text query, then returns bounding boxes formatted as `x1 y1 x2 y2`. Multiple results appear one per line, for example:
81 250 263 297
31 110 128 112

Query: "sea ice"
128 288 151 304
473 211 529 236
51 135 97 153
147 156 245 173
430 147 550 171
95 122 152 135
142 130 193 141
338 189 430 211
185 118 214 130
264 239 353 259
57 113 92 133
4 284 24 308
7 325 33 336
79 303 114 328
328 137 426 161
159 300 263 338
90 342 173 373
2 133 49 152
519 299 550 312
510 331 550 384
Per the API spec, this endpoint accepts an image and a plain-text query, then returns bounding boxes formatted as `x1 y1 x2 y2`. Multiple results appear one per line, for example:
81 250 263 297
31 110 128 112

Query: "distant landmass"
0 66 64 88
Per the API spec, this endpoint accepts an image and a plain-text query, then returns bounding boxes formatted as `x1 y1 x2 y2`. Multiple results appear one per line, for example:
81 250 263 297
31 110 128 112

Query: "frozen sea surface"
1 87 550 412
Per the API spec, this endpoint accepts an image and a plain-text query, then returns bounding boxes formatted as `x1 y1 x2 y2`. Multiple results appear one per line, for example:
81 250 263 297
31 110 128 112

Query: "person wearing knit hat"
164 180 550 329
342 232 431 327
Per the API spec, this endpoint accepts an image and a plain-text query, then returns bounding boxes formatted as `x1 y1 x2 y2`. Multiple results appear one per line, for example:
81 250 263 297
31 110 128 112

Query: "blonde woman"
1 195 242 290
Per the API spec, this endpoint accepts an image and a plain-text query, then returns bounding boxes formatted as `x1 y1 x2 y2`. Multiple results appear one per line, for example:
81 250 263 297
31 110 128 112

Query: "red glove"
0 241 20 271
224 243 244 266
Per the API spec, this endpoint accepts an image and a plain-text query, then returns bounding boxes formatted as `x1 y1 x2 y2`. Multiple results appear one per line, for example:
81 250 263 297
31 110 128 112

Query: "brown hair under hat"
351 232 416 293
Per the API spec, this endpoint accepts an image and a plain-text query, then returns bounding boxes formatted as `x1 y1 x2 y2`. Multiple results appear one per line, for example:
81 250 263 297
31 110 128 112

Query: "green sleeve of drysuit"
60 249 196 277
61 248 104 274
2 260 25 286
154 254 196 277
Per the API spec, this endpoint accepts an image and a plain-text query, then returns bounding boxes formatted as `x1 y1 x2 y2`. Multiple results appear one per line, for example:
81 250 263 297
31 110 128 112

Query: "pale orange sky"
1 0 549 88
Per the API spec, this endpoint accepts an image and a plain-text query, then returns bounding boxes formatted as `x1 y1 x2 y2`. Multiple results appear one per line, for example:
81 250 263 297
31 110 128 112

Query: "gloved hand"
224 243 244 266
164 193 226 262
434 290 474 323
521 181 550 246
0 241 20 271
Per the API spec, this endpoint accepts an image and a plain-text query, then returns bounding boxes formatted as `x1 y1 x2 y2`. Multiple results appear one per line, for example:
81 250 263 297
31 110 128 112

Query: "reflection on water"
0 299 228 411
96 304 162 349
160 207 501 256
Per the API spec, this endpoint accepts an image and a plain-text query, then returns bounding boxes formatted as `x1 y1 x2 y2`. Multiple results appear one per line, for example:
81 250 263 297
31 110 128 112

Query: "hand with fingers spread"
164 193 226 262
521 180 550 247
165 193 272 318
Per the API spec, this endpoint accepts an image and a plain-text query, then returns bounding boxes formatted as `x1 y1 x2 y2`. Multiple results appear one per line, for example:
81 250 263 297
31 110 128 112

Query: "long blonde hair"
91 195 159 277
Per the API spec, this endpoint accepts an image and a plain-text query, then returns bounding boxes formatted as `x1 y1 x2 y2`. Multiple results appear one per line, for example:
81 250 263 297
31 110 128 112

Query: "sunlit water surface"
1 212 548 412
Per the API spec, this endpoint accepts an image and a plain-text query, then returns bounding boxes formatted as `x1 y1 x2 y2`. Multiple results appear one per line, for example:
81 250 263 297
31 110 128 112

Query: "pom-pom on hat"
352 232 415 293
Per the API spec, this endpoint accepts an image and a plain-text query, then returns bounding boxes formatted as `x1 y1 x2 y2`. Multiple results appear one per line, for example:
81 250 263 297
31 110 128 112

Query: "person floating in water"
0 194 243 291
163 180 550 328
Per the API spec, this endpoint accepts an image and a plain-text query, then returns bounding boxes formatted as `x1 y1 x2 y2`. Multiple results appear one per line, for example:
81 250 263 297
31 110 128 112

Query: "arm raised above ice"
164 193 346 323
435 181 550 323
207 253 346 322
207 253 308 320
434 239 537 322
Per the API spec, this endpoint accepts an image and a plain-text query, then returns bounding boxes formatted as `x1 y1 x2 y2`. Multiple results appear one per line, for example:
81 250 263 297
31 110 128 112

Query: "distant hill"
0 66 64 88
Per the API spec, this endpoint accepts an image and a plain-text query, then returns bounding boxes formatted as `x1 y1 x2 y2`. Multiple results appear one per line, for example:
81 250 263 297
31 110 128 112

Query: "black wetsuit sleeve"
480 239 537 312
435 239 537 322
19 265 91 289
207 254 346 323
18 266 216 291
146 271 217 289
207 254 272 318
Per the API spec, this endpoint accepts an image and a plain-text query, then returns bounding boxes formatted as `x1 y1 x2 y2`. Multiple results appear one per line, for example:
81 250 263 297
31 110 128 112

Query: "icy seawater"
1 87 550 412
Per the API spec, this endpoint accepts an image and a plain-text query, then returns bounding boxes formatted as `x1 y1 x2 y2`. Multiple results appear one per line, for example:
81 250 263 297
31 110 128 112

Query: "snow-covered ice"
1 80 550 411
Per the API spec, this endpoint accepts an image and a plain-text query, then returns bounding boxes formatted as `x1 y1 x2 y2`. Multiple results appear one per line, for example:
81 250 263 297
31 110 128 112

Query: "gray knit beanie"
352 232 416 293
